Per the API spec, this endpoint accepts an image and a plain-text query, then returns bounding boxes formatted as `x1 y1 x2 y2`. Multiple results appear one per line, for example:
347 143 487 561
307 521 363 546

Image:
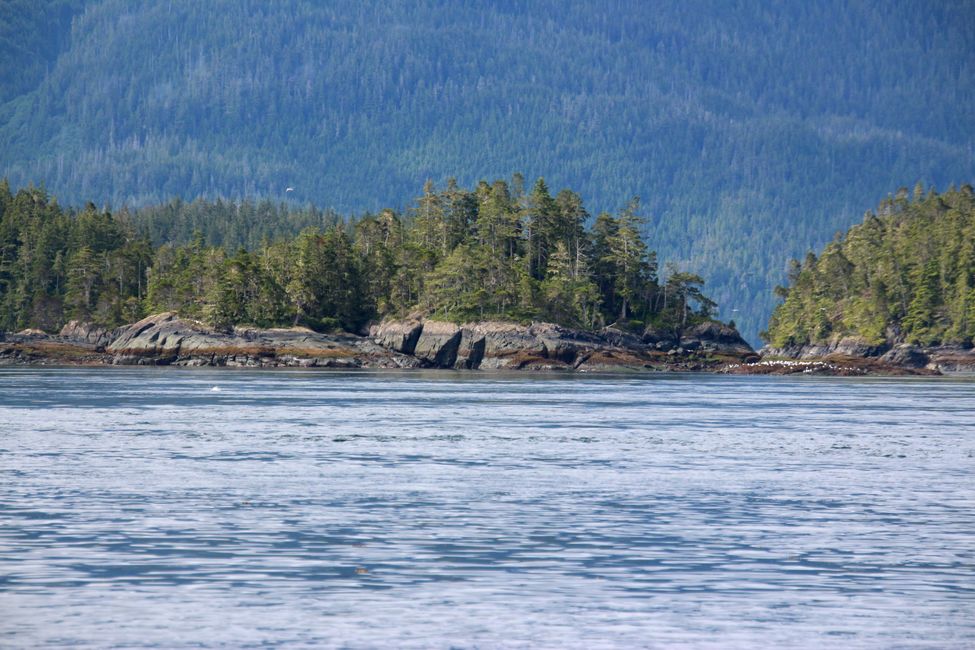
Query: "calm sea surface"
1 368 973 648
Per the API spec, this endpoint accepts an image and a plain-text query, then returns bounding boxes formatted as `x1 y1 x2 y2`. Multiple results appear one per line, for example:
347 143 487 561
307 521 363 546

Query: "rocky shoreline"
751 335 975 376
1 312 756 372
2 315 972 375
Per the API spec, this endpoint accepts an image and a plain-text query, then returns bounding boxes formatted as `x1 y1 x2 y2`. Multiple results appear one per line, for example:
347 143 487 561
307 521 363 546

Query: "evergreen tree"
64 246 98 320
603 198 656 322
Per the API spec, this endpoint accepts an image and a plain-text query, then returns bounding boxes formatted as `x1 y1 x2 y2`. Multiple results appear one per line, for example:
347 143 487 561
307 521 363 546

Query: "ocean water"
0 368 973 649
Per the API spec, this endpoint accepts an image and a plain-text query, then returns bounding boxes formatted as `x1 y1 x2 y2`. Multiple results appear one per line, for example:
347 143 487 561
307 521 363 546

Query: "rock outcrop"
763 335 890 360
412 321 463 367
105 312 421 368
371 320 423 355
453 327 486 369
372 318 755 371
879 344 930 369
763 335 975 374
679 321 754 356
58 320 117 348
641 326 678 349
2 313 757 371
466 322 557 369
921 345 975 373
15 328 48 338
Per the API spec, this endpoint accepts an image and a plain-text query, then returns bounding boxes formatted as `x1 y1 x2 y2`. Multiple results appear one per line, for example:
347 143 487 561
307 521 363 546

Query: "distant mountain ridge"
1 0 973 343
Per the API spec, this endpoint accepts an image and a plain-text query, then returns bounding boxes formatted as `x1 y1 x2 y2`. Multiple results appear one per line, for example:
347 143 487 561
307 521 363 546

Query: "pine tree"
64 245 98 320
605 198 655 322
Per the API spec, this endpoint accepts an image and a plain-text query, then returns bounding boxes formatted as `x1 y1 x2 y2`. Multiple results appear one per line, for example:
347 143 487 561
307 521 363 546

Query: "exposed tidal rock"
532 323 604 364
457 321 608 370
599 326 645 349
14 328 47 338
763 336 889 361
374 318 756 371
108 312 217 360
470 322 550 369
879 344 930 369
58 321 118 348
925 345 975 373
760 336 975 374
372 320 424 355
679 321 754 356
412 321 463 367
453 328 486 370
3 314 756 371
0 329 113 364
642 326 679 350
107 312 421 368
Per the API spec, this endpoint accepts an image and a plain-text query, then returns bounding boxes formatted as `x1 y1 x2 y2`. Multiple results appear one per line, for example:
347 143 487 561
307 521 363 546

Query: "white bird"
286 187 294 193
210 386 221 392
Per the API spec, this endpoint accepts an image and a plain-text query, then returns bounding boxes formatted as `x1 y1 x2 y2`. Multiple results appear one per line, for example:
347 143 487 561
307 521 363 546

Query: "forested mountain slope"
765 186 975 348
1 0 973 343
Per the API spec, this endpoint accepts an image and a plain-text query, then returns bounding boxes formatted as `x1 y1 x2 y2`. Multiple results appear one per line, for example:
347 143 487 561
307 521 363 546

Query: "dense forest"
765 185 975 348
0 177 719 337
1 1 973 344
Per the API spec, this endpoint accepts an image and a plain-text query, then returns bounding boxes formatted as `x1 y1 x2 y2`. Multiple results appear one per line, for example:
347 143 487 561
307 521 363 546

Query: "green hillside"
1 0 973 342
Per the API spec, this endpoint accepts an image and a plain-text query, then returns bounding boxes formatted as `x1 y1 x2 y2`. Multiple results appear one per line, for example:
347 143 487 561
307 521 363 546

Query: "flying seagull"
286 187 294 193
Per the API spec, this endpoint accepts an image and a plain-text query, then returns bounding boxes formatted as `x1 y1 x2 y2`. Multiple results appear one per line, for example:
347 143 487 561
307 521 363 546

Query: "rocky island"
0 178 769 373
748 186 975 376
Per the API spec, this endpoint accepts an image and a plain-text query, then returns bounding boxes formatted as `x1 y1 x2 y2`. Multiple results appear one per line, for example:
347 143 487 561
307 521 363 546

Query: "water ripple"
1 369 973 648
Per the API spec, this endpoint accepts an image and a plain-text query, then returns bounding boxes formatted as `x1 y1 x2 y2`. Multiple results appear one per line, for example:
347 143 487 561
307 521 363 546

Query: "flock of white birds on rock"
724 359 864 374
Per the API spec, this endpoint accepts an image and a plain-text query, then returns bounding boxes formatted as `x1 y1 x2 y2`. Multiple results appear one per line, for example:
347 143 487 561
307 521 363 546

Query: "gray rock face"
473 322 547 368
372 320 424 354
107 312 421 368
880 344 930 368
109 312 230 360
679 321 754 356
832 337 888 357
762 336 975 373
600 326 644 349
454 328 486 369
373 318 755 370
459 321 599 369
13 328 47 338
412 321 463 367
59 321 117 348
764 336 889 361
642 326 678 349
925 345 975 373
534 324 591 364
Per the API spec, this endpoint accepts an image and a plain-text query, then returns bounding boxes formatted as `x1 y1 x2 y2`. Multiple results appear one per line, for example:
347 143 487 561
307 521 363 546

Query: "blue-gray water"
1 369 973 649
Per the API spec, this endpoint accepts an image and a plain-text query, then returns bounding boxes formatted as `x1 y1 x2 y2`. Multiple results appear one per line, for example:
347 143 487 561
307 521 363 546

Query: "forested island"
1 175 720 333
762 185 975 373
0 177 757 371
